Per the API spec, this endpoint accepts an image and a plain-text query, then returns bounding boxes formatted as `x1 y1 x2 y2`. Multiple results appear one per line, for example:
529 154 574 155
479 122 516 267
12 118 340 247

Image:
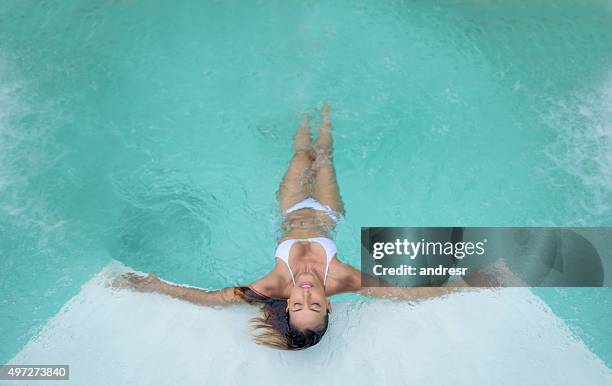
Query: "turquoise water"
0 0 611 367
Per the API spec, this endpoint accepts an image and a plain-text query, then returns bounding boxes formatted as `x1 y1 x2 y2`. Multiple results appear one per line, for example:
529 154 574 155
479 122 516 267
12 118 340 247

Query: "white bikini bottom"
285 197 339 222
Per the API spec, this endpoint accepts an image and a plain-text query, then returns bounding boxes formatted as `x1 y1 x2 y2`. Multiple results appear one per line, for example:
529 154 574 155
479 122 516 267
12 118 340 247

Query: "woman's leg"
276 114 316 212
312 103 345 216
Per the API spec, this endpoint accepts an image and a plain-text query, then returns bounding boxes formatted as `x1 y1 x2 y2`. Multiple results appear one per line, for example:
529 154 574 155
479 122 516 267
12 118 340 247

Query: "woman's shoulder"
325 258 361 296
248 268 291 299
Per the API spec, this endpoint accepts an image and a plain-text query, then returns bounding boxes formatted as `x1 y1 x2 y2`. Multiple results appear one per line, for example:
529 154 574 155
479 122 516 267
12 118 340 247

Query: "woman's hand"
111 272 242 306
112 272 163 293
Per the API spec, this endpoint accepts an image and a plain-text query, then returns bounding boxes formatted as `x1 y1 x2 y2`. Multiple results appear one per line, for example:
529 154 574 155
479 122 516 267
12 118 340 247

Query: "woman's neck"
291 264 325 285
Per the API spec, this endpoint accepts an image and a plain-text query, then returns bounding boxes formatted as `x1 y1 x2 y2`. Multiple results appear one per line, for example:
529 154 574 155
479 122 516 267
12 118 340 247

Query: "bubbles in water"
544 73 612 225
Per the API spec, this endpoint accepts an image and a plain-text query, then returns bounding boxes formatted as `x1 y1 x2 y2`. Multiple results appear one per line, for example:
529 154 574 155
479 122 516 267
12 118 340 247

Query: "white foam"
0 60 39 213
4 261 611 386
544 72 612 224
0 62 22 196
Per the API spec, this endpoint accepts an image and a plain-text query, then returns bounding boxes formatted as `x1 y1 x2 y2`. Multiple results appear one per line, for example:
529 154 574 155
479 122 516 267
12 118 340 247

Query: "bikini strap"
323 260 331 287
285 261 296 286
275 239 297 285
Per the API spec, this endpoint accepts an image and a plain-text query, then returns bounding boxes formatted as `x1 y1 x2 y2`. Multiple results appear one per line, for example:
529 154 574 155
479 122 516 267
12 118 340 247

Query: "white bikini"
275 237 337 286
277 196 340 286
285 197 339 222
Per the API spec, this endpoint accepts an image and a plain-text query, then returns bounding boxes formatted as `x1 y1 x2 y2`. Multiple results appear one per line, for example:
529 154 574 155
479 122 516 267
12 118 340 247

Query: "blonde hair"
234 287 328 350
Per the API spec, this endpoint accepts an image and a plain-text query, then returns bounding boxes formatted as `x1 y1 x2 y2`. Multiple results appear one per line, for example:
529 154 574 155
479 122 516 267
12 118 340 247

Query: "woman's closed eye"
291 302 321 312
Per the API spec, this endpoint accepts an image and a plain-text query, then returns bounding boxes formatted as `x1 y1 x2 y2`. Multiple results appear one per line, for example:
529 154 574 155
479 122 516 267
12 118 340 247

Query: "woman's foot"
321 101 331 129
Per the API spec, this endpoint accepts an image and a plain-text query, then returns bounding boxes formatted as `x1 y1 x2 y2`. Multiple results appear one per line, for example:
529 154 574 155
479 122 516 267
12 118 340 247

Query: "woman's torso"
279 207 336 241
249 211 359 298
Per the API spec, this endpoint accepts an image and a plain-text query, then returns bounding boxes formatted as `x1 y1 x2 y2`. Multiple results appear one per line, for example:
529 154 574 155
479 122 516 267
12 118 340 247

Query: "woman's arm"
112 272 244 306
352 264 476 301
330 262 473 301
357 279 472 302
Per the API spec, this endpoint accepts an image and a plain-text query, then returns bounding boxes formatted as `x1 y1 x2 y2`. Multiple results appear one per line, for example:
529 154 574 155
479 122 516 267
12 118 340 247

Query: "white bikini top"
275 237 337 286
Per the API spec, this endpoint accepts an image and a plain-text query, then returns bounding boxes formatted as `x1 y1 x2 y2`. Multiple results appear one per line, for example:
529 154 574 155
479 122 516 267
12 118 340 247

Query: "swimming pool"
0 0 611 382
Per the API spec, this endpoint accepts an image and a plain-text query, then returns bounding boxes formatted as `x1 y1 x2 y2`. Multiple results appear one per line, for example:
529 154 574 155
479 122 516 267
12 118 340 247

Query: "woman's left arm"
112 272 243 306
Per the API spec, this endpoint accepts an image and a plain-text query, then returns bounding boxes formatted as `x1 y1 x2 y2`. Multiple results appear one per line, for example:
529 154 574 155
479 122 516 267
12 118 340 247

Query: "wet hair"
234 287 328 350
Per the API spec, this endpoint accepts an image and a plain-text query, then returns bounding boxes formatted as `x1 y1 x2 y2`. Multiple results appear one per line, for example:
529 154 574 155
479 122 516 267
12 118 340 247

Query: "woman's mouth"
299 282 313 288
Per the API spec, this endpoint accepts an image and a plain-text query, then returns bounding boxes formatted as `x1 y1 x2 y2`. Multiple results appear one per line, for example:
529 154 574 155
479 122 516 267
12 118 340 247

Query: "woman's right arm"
357 281 471 302
112 272 244 306
337 263 474 301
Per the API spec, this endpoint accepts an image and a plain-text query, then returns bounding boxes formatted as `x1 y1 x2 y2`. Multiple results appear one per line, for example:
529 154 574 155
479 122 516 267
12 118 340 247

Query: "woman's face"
286 272 331 331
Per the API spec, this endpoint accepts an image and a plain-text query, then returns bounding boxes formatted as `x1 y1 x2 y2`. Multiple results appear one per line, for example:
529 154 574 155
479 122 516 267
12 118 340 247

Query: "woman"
114 103 467 350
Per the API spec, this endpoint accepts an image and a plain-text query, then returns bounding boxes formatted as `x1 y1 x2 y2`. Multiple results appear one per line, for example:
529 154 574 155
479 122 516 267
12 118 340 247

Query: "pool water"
3 264 611 386
0 0 611 373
